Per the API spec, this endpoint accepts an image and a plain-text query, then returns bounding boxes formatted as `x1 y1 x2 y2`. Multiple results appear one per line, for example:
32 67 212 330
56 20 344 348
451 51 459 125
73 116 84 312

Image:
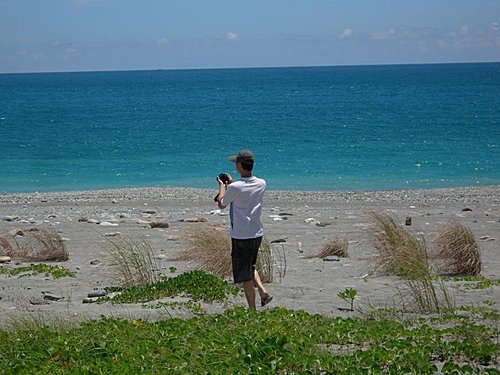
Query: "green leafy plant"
104 270 239 304
0 306 498 374
338 288 357 311
0 264 75 279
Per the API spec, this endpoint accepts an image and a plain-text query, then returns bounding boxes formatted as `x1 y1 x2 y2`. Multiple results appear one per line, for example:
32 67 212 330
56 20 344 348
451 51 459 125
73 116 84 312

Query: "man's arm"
217 183 227 209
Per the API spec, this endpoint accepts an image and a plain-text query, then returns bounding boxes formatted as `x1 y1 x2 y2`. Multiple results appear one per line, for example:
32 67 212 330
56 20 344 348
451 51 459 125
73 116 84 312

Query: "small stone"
104 232 122 237
88 290 106 298
279 212 294 216
8 229 24 236
30 297 50 305
87 219 100 224
42 292 64 301
82 297 100 304
150 220 169 229
304 218 320 225
316 221 331 227
90 259 101 265
78 217 89 222
0 256 12 263
271 238 287 243
48 214 57 219
142 210 157 215
181 217 208 223
99 221 119 227
405 217 412 226
322 256 340 262
462 207 472 212
166 235 180 241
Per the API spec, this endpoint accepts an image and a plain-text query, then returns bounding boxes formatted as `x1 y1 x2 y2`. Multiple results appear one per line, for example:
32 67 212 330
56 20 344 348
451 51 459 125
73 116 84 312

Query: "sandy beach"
0 185 499 327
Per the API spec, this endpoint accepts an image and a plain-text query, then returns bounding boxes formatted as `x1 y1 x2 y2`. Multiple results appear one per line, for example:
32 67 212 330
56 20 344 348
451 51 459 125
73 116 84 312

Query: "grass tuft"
6 227 69 262
434 220 481 276
177 225 232 278
369 211 429 278
308 236 348 259
107 236 160 287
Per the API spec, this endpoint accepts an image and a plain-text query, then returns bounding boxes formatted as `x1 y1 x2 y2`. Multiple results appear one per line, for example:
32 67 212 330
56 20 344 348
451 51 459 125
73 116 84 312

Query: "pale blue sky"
1 0 499 73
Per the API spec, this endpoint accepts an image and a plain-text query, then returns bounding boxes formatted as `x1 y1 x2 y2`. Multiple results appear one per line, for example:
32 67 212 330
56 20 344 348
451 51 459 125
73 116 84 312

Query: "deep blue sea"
0 63 499 193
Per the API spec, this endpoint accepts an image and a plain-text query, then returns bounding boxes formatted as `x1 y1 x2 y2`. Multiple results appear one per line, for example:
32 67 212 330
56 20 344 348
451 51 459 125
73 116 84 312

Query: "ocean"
0 63 499 193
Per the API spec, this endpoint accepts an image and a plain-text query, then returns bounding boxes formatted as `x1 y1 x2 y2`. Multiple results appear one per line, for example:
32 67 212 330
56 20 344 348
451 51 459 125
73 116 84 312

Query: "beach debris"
180 217 208 223
405 216 412 226
87 219 100 224
149 220 169 229
304 217 320 225
78 217 89 222
30 297 50 305
88 290 106 298
271 238 287 243
9 229 25 236
315 221 331 227
297 242 303 253
47 214 57 219
142 210 157 215
322 256 340 262
462 207 473 212
166 235 181 241
90 259 101 266
479 236 495 241
104 232 122 237
99 221 119 227
0 256 12 263
42 292 64 301
83 297 100 303
279 212 294 216
2 216 19 222
207 209 222 215
269 214 286 221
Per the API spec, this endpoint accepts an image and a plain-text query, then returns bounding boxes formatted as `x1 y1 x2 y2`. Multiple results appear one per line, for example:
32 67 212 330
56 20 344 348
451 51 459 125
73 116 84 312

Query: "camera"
214 173 230 202
218 173 230 184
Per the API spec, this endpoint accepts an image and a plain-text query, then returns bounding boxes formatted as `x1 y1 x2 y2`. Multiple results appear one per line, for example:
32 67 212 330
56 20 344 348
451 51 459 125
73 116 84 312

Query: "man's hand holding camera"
214 173 232 204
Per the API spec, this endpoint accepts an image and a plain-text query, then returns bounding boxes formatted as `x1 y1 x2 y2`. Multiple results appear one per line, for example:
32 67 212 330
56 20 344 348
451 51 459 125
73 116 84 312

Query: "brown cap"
228 149 254 164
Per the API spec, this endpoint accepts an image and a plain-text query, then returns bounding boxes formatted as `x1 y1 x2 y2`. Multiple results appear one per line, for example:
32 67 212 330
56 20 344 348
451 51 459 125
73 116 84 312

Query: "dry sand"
0 186 499 327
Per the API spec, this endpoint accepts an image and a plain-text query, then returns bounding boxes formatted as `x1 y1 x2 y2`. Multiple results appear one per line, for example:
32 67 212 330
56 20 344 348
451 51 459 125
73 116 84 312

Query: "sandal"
261 294 273 307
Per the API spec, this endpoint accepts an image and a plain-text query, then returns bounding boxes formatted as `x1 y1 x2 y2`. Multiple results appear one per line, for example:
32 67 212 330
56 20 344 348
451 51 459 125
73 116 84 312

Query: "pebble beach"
0 185 499 326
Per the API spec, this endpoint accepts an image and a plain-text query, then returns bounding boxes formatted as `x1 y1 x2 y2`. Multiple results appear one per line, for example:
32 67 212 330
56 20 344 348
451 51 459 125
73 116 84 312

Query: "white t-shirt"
221 176 266 239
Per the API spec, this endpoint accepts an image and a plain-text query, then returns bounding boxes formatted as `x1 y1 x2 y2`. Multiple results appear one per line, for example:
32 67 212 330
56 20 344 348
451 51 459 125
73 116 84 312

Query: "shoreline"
1 184 499 204
0 184 499 325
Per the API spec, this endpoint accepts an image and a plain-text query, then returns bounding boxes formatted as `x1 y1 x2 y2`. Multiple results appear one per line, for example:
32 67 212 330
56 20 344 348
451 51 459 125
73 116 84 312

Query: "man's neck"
240 172 252 178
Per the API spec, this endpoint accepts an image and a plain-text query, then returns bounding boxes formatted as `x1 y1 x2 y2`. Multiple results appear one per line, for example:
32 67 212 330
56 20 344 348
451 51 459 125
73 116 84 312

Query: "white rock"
99 221 119 227
304 218 320 225
0 256 12 263
87 219 100 224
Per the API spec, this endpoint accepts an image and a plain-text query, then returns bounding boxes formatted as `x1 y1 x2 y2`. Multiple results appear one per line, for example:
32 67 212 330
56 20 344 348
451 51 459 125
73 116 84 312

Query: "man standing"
216 150 273 310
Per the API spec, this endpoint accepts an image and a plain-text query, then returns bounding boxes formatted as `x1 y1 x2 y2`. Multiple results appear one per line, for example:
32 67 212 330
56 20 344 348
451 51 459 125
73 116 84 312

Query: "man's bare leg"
253 270 271 301
243 280 256 310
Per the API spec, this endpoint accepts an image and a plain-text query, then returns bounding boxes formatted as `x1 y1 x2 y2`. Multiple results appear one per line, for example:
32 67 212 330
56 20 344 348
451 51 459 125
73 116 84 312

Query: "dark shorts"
231 237 263 283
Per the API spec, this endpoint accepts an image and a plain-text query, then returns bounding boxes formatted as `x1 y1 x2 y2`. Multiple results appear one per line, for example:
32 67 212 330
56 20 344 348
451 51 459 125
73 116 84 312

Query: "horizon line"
1 60 499 76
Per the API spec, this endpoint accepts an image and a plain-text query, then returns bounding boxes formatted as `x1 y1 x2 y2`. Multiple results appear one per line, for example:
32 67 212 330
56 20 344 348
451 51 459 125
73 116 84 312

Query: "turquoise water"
0 63 499 193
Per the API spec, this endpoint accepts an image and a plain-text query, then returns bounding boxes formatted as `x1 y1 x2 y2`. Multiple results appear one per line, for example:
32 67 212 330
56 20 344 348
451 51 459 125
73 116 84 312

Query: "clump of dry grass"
307 236 348 259
107 236 160 287
434 221 481 276
0 236 14 257
256 238 273 283
178 226 232 278
368 211 456 312
369 211 429 278
7 227 69 262
178 226 281 283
